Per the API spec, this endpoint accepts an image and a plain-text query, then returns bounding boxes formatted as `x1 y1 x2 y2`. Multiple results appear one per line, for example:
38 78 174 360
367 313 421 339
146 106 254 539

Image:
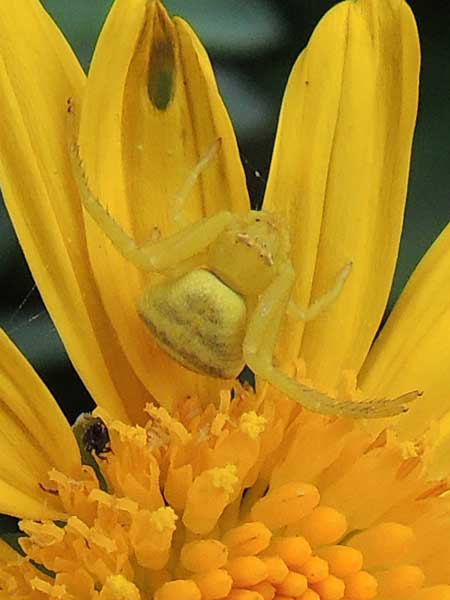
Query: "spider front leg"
71 145 233 273
169 139 221 229
287 262 352 321
243 262 418 418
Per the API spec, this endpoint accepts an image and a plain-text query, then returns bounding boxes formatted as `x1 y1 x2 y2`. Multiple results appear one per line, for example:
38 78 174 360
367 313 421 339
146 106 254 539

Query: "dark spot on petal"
147 14 176 110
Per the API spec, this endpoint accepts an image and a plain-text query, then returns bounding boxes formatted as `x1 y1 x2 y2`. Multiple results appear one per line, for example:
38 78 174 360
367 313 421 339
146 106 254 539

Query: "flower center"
1 394 449 599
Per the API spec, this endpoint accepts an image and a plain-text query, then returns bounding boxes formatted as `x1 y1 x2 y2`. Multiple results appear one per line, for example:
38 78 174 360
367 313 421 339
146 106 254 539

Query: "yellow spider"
72 142 418 419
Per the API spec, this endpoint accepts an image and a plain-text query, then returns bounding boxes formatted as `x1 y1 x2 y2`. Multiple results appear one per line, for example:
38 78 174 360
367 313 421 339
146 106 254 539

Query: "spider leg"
71 144 233 272
287 262 352 321
169 139 221 228
243 263 419 418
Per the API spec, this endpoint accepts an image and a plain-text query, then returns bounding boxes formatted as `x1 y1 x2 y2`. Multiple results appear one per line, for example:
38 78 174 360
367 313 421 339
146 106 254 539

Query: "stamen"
311 574 345 600
129 507 177 569
268 537 312 570
250 482 320 529
262 556 289 585
150 507 178 532
317 546 363 577
299 591 321 600
181 540 228 572
239 411 267 439
297 556 329 584
248 580 275 599
211 465 239 494
277 570 308 596
183 466 238 534
226 556 268 587
291 506 348 546
154 580 201 600
192 569 233 599
343 571 377 599
222 522 272 556
227 591 266 600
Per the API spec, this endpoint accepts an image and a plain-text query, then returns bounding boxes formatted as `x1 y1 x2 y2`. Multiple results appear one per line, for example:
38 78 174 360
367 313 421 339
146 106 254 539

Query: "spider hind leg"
243 262 420 418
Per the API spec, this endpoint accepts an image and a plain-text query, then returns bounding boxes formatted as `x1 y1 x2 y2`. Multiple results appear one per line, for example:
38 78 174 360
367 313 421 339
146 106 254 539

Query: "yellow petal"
0 330 79 518
0 539 19 562
78 0 248 408
360 222 450 441
0 0 150 423
426 410 450 479
263 0 420 389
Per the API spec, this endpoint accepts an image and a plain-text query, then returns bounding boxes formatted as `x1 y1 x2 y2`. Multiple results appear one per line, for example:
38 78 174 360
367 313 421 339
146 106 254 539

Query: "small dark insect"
82 417 111 459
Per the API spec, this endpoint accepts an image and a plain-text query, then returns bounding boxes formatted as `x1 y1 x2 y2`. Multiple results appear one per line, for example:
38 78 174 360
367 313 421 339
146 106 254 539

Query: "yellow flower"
1 0 450 597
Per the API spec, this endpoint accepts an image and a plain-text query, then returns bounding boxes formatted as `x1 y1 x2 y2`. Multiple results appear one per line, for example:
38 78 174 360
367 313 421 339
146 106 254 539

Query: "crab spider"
71 143 419 419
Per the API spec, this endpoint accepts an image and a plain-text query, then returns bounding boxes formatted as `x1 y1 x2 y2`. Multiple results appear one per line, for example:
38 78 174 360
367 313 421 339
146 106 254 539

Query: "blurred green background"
0 0 448 423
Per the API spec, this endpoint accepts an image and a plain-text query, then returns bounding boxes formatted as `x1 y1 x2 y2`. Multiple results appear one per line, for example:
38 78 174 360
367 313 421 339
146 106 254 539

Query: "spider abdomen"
139 269 247 379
